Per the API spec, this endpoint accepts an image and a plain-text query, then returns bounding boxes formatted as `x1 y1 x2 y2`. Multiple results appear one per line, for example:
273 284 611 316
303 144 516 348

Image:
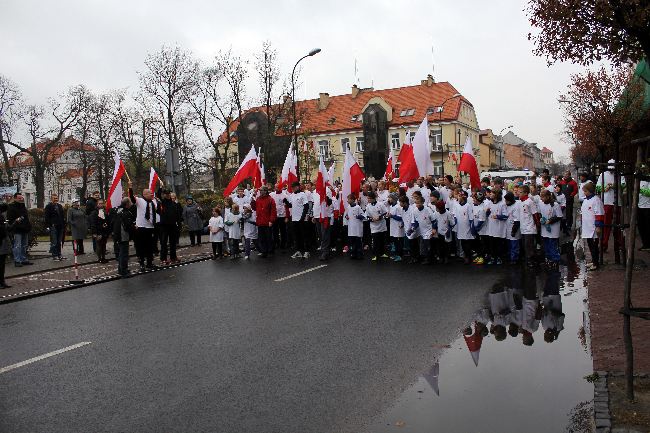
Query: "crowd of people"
1 159 647 284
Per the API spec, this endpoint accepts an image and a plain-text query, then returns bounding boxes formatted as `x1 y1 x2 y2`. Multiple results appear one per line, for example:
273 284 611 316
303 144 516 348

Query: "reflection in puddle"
372 261 592 433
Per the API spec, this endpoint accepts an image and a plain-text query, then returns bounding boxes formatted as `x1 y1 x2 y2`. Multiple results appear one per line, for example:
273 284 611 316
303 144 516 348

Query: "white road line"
0 342 92 374
274 265 328 282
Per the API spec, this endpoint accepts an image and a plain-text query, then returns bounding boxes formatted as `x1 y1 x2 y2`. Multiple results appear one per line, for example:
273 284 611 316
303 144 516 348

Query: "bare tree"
0 74 23 184
90 91 119 199
112 93 152 190
139 45 198 193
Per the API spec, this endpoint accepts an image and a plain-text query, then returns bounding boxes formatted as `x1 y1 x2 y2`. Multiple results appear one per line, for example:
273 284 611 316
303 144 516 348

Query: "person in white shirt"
581 181 605 270
224 203 242 259
409 194 436 264
471 192 488 265
127 181 159 270
542 271 565 343
208 207 225 259
451 190 474 264
376 181 390 207
639 179 650 251
432 200 455 264
504 192 521 265
271 186 289 250
241 206 258 260
388 194 406 262
344 194 364 259
553 184 568 234
578 172 592 203
515 185 539 267
486 190 508 265
233 187 251 211
597 160 625 252
538 189 563 266
315 192 335 261
284 181 310 259
364 191 388 261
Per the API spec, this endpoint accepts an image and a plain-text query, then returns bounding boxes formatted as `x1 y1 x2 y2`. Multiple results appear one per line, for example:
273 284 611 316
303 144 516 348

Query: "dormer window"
399 108 415 117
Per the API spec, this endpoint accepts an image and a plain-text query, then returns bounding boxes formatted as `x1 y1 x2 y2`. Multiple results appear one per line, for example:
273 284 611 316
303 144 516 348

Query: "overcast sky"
1 0 588 159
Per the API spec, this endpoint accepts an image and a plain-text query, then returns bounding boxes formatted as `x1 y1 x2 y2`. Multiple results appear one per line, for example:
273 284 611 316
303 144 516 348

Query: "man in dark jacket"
253 186 277 257
157 188 180 264
44 193 66 260
85 191 100 252
6 192 32 267
560 171 578 233
113 197 134 277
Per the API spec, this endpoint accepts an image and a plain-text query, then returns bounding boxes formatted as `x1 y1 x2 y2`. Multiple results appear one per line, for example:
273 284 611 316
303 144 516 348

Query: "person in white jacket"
208 207 225 259
225 204 242 259
344 194 364 259
409 195 436 265
364 191 388 261
581 182 605 270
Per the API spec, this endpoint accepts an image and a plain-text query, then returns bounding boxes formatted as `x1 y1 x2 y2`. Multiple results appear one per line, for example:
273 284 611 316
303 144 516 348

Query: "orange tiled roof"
217 81 471 144
541 147 553 153
10 136 97 167
60 168 95 179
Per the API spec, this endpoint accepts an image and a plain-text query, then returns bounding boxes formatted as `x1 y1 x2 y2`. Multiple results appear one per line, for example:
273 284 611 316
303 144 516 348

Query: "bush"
28 208 45 249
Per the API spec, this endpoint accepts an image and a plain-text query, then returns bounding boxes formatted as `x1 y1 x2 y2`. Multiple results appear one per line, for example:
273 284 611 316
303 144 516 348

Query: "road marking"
0 342 92 374
274 265 328 282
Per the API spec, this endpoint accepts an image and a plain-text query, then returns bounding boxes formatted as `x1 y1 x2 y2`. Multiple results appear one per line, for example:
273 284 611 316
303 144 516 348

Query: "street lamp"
438 93 461 177
291 48 321 180
497 125 513 169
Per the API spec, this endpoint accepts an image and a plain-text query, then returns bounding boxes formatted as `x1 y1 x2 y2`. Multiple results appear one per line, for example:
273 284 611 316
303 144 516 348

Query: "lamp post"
497 125 513 169
291 48 321 180
438 93 462 177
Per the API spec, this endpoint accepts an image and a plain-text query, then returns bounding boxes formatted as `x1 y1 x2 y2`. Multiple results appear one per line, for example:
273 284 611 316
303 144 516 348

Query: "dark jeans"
419 237 431 259
639 208 650 248
0 254 6 284
319 223 331 259
522 234 536 264
371 231 386 258
73 239 85 254
543 237 560 262
273 218 288 249
49 225 64 258
508 239 520 262
160 225 178 261
136 227 156 266
460 239 473 259
489 236 506 260
258 226 273 255
211 242 223 257
390 236 404 257
189 230 202 246
587 238 600 267
230 238 240 256
117 241 130 275
96 235 108 261
565 199 574 230
292 221 305 253
348 235 363 258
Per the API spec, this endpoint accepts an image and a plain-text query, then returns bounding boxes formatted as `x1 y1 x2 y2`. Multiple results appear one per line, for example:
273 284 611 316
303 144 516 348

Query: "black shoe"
21 261 33 265
139 264 146 272
14 262 22 267
0 283 11 289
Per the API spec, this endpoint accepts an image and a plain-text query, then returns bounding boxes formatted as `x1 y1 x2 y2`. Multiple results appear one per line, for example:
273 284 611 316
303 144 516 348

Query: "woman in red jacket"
252 186 277 257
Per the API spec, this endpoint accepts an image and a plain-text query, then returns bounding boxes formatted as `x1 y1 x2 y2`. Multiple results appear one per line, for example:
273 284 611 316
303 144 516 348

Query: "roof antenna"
354 58 360 86
431 43 435 81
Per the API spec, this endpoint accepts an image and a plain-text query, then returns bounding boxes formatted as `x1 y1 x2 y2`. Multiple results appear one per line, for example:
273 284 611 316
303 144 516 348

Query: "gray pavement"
0 256 504 433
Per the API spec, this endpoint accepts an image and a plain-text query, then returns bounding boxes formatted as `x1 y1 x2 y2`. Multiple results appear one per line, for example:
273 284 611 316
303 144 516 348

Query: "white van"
479 170 535 181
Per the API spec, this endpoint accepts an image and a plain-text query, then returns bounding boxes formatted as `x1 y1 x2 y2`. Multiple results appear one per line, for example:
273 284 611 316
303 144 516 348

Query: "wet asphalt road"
0 256 503 433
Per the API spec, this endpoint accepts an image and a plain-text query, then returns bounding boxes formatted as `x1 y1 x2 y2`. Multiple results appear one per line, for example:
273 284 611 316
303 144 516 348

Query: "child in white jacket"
242 205 258 260
208 207 225 259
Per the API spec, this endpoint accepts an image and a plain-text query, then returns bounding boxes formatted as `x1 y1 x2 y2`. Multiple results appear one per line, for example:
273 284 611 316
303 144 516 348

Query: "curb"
594 370 611 433
0 254 213 305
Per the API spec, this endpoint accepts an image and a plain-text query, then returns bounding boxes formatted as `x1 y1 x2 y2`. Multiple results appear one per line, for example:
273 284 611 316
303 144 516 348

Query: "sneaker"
244 255 250 260
291 252 303 259
474 257 484 265
381 254 389 258
392 256 402 262
586 263 599 271
60 256 68 260
303 252 310 259
14 262 22 267
486 259 494 265
257 252 264 256
343 246 349 253
139 264 146 272
52 256 60 261
371 256 378 261
21 261 33 265
495 258 503 265
421 259 431 265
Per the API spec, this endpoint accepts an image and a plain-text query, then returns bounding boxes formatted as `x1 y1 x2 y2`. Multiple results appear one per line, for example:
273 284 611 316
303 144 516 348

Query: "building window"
391 133 401 150
318 140 330 159
433 161 443 176
355 136 364 153
341 137 350 153
399 108 415 117
430 129 442 151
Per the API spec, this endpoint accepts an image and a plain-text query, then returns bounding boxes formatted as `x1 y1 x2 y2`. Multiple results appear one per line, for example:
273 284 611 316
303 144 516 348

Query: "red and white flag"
463 325 483 367
384 146 395 181
340 147 365 213
412 116 434 177
458 136 480 191
107 150 126 209
149 167 161 192
315 155 329 205
398 131 417 183
326 161 335 187
223 146 259 197
277 143 299 189
254 154 266 188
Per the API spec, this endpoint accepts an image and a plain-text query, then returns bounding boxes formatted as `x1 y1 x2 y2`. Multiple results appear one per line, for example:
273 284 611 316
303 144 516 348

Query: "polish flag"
340 147 365 213
326 161 335 187
398 131 417 183
463 324 483 367
384 146 395 181
412 116 434 177
458 136 481 191
315 154 329 205
277 143 298 189
254 154 265 188
223 146 259 197
106 150 126 209
149 167 161 192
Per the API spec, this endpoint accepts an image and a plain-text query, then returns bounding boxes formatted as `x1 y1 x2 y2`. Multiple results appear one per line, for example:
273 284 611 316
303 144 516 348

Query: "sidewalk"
1 236 213 302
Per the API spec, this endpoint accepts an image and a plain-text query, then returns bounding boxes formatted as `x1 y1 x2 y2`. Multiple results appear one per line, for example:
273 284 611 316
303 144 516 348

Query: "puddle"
371 260 593 433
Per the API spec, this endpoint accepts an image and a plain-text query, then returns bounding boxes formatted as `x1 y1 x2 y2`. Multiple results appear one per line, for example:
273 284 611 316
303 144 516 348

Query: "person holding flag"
128 179 160 271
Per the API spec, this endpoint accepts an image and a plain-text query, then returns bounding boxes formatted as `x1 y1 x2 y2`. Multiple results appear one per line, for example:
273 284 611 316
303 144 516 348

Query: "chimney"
426 74 435 86
318 92 330 110
351 84 360 98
